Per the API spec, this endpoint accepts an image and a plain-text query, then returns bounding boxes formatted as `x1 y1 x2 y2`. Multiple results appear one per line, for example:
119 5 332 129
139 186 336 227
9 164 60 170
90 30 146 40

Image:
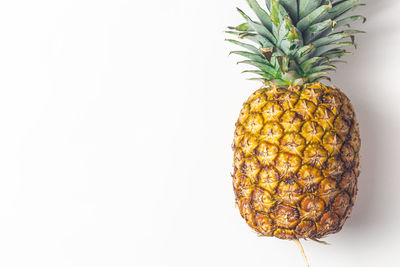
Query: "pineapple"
227 0 364 243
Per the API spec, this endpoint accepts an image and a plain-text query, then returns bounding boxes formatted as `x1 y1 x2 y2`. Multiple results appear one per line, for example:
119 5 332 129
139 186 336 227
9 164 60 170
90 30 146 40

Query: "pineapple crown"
226 0 366 86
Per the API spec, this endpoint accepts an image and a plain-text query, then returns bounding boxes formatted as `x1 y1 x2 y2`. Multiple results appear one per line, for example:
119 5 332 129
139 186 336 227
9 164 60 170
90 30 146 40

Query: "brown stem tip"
294 239 310 267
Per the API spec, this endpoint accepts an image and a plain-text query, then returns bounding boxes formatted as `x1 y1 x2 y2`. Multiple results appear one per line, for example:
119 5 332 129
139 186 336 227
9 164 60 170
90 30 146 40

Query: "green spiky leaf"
313 32 350 47
242 70 274 79
297 3 332 31
300 56 324 72
295 44 315 62
307 71 330 81
230 51 269 63
335 15 366 28
323 49 352 59
237 8 276 43
279 0 299 22
225 39 260 53
313 42 354 57
226 0 366 85
238 60 277 76
228 23 253 31
303 19 335 43
299 0 323 19
225 31 274 47
277 55 290 73
309 64 337 73
246 0 273 30
317 0 360 22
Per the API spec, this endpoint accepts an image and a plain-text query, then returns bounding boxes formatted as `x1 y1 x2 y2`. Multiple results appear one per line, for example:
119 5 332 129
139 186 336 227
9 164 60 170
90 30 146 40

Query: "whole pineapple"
227 0 364 241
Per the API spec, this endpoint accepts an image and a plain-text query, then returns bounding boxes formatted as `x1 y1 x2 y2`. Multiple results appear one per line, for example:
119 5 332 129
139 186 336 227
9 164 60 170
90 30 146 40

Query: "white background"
0 0 399 266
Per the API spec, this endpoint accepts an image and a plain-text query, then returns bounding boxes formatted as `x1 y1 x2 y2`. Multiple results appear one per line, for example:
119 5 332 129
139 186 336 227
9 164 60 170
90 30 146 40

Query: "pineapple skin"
232 82 360 240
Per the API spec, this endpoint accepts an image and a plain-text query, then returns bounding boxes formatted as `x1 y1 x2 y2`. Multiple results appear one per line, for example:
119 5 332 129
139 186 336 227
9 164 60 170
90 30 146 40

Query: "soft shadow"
345 101 379 230
329 0 400 236
361 0 387 19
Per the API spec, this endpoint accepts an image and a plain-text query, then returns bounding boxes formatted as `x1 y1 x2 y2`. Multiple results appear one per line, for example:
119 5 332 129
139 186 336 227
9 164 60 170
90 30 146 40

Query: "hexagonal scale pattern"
232 82 360 240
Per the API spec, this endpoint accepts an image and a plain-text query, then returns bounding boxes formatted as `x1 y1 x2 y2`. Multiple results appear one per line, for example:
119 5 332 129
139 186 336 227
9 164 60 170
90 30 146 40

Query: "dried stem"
294 239 309 267
310 238 330 245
